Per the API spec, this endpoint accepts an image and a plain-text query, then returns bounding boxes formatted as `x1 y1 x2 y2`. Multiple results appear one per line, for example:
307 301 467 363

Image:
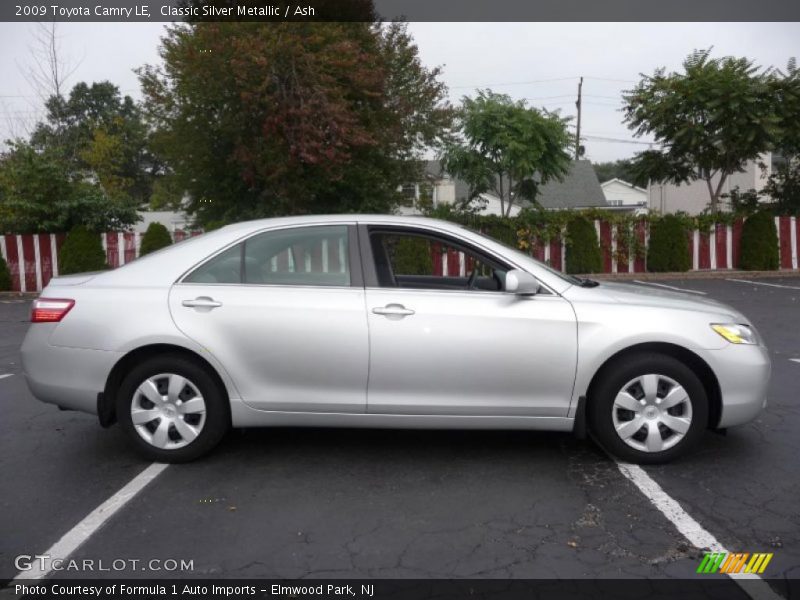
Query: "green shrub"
0 251 11 291
58 225 108 275
647 215 691 272
565 216 602 274
139 222 173 256
740 210 779 270
390 235 434 275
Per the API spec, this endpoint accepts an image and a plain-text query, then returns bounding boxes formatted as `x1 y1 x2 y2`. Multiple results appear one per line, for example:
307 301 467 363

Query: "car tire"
117 354 230 462
588 353 708 464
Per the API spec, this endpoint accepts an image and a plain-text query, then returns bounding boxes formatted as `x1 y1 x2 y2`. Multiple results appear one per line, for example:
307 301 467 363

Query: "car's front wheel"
589 353 709 464
117 355 229 462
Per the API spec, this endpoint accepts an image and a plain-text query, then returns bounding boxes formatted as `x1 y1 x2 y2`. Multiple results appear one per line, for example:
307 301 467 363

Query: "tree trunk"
497 173 505 217
505 175 514 218
706 172 728 213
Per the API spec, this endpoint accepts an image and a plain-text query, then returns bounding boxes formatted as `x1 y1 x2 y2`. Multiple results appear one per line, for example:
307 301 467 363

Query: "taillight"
31 298 75 323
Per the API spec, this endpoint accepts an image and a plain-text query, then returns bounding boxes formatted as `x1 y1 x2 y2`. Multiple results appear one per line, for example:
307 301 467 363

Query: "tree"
440 90 573 218
0 81 152 233
139 222 173 256
31 81 156 206
763 162 800 214
769 58 800 159
22 23 80 105
624 49 780 212
763 59 800 214
57 225 108 274
138 21 451 226
0 139 139 233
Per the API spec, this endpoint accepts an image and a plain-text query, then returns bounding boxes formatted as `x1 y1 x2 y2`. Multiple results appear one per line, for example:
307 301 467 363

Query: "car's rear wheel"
588 353 708 464
117 355 229 462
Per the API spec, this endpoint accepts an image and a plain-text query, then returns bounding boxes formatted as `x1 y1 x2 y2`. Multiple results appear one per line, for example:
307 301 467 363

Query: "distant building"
134 210 190 233
647 152 774 215
400 159 608 216
600 178 648 215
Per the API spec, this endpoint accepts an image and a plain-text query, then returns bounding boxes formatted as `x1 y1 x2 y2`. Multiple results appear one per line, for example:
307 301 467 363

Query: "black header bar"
2 0 800 22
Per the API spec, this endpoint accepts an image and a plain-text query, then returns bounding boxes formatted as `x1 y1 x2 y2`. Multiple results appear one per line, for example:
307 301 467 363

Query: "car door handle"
182 297 222 309
372 304 415 317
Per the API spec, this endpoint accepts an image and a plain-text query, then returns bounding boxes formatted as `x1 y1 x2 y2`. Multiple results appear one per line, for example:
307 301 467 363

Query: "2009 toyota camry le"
21 215 771 463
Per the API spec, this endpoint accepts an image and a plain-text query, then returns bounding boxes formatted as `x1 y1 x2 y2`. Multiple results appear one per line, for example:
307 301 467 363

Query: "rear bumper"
706 343 771 428
20 325 121 415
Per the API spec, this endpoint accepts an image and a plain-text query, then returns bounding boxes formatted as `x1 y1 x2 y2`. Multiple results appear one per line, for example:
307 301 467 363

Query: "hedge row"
432 208 781 273
0 252 11 291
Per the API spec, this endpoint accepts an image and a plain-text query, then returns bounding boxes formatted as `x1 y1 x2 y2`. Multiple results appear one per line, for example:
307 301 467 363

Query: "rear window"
183 225 351 287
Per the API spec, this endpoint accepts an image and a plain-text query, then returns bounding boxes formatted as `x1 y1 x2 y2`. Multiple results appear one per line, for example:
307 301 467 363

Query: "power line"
450 75 637 90
583 134 654 146
449 76 579 90
583 76 637 84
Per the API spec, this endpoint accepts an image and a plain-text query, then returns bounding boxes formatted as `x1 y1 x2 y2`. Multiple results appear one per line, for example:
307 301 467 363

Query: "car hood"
568 281 747 322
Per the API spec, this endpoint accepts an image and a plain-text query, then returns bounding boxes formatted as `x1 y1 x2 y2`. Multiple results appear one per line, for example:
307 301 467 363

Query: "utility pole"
575 76 583 160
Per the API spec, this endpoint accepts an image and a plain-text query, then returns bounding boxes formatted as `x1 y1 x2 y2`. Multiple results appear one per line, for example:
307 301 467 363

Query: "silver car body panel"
20 214 769 432
169 283 369 413
364 287 576 416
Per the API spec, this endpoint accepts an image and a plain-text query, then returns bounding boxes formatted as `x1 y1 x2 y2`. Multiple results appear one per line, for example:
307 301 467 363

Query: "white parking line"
13 462 169 580
727 278 800 290
616 462 783 600
0 374 14 380
632 280 708 295
790 359 800 364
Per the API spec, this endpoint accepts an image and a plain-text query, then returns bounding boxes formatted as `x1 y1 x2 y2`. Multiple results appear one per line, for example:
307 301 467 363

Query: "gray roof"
425 159 607 210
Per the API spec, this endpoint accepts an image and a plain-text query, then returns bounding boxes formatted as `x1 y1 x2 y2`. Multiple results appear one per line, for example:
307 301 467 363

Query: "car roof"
218 214 466 234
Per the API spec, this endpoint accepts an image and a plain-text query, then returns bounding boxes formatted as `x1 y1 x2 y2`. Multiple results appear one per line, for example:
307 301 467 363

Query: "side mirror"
504 269 541 295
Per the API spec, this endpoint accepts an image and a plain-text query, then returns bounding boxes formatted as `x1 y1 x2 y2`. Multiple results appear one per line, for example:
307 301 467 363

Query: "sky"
0 21 798 162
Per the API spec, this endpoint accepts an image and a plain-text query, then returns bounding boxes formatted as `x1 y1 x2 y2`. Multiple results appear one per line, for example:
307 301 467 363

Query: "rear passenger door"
169 224 369 413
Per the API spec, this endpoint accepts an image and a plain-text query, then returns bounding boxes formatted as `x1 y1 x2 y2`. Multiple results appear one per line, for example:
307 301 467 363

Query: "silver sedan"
21 215 771 463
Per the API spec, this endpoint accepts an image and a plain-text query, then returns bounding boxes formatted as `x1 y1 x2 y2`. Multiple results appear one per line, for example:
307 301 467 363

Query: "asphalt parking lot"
1 277 799 592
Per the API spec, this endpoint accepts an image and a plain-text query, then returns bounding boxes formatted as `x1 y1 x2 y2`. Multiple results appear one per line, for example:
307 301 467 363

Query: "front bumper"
706 343 771 428
20 324 121 415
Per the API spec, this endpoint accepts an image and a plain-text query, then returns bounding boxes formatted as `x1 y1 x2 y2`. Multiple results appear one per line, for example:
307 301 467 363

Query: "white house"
134 210 190 233
399 160 608 216
647 153 774 215
600 178 648 215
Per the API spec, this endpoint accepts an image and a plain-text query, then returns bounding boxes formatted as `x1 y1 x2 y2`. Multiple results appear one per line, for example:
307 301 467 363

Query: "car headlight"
711 323 758 345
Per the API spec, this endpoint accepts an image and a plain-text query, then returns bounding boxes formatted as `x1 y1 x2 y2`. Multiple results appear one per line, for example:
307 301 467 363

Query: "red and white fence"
1 218 799 292
0 230 200 293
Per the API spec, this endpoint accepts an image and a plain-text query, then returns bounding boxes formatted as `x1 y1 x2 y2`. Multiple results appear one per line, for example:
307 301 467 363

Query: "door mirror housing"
504 269 541 295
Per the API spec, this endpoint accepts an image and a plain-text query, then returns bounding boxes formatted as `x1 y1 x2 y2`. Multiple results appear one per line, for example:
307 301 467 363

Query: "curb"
581 270 800 281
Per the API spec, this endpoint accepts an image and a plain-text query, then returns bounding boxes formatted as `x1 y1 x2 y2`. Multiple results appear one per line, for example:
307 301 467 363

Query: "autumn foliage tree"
138 21 452 226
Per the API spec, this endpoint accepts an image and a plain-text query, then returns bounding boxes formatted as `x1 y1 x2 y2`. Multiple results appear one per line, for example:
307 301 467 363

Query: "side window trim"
358 225 513 291
179 223 363 288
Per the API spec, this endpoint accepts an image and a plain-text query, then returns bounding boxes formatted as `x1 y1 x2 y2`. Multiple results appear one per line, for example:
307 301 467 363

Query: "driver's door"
363 226 578 417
